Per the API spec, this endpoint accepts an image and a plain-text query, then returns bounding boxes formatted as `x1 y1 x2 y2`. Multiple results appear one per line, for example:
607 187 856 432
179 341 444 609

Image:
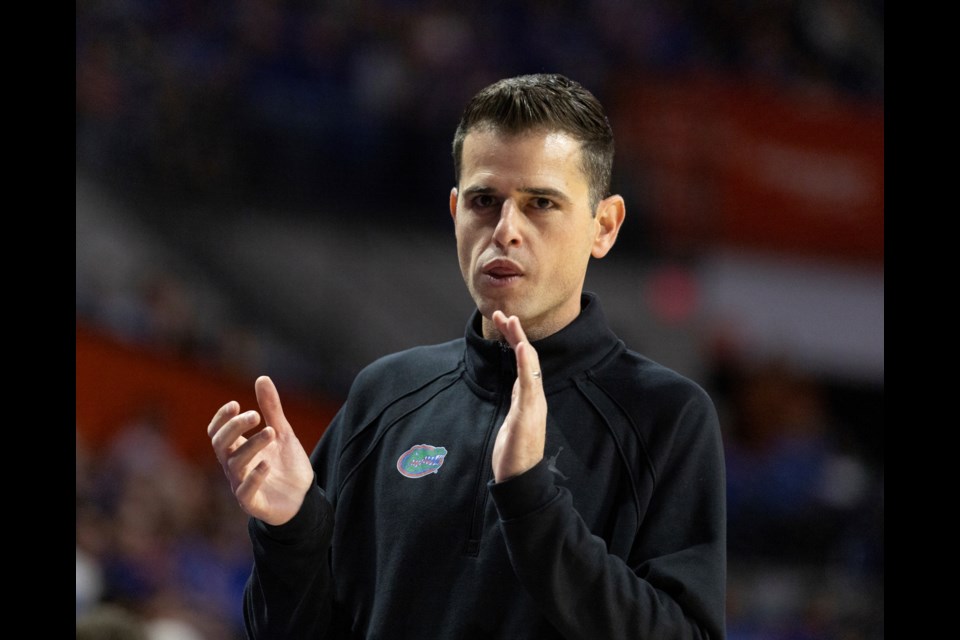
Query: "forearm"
490 461 725 640
243 482 336 640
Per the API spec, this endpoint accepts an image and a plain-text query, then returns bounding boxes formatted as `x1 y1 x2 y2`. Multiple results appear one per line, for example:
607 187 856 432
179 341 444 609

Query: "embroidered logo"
546 446 569 481
396 444 448 478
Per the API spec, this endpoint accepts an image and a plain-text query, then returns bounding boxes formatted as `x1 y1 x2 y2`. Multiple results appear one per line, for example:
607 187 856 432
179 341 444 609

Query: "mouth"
480 259 524 286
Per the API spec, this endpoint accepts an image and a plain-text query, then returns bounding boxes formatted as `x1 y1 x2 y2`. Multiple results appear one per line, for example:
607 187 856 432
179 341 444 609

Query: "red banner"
76 324 340 462
611 75 883 262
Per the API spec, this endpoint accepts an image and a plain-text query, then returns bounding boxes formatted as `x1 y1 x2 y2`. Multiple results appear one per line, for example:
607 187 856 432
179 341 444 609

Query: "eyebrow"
461 185 497 198
461 185 572 204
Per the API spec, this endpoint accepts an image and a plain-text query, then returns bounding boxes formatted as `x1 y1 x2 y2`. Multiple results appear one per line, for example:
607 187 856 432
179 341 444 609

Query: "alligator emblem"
397 444 448 478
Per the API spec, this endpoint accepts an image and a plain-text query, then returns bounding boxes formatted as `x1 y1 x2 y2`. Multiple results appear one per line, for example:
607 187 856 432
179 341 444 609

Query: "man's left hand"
491 310 548 483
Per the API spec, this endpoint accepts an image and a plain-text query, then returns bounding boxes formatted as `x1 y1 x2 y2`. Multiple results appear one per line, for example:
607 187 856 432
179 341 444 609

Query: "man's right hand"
208 375 314 526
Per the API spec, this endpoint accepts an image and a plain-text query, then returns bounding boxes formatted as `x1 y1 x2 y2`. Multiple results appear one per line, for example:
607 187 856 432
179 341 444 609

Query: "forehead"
459 128 588 192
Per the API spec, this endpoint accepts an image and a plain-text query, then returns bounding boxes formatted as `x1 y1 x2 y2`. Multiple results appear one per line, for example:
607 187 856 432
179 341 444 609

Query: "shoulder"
321 339 465 446
588 344 721 462
347 338 465 405
355 338 463 382
589 345 716 420
587 346 724 488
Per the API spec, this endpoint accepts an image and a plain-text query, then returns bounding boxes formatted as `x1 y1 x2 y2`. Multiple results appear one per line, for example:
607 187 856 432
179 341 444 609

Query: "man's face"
450 128 623 341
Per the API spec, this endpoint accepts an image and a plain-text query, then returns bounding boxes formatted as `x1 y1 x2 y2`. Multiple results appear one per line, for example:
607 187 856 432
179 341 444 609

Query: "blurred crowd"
77 411 252 640
76 0 883 216
710 356 883 639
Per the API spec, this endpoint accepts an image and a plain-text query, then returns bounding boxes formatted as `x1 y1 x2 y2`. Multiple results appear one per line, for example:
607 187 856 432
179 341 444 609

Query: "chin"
475 295 516 318
475 300 502 320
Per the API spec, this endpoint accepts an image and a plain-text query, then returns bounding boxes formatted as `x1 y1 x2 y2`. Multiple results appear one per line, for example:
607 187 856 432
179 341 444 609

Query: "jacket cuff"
488 459 560 521
251 481 331 544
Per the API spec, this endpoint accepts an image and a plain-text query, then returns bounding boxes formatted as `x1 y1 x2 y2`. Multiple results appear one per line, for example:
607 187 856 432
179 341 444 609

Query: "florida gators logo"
397 444 448 478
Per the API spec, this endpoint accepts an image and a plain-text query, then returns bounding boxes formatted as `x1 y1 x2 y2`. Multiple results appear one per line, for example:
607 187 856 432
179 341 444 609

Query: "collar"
463 292 622 392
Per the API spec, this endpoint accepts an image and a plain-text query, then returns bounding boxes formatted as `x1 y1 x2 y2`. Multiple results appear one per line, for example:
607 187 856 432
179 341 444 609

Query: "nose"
492 199 522 248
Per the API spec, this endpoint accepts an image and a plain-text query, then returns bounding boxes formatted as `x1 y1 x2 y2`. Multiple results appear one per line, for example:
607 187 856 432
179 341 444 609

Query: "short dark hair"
452 73 614 211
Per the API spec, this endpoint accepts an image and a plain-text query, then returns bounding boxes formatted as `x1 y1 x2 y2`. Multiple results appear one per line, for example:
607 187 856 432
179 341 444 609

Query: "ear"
449 187 459 223
591 194 625 259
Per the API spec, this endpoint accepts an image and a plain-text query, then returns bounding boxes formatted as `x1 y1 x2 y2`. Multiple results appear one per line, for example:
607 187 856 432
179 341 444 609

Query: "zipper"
464 342 515 556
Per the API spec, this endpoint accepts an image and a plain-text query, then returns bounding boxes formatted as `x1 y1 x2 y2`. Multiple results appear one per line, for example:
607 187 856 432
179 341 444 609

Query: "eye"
529 197 555 210
471 194 499 210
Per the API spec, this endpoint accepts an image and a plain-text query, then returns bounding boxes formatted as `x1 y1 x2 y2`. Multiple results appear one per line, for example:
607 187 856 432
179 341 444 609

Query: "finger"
492 310 522 347
211 410 261 459
227 425 276 479
207 400 240 439
514 340 544 397
492 313 544 393
235 459 271 508
255 375 293 436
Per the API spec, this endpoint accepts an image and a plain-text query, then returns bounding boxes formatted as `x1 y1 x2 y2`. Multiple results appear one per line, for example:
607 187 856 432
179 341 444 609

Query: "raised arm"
208 376 337 639
489 313 726 639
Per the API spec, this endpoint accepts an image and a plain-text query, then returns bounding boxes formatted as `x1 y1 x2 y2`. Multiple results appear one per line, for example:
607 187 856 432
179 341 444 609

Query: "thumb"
255 375 291 435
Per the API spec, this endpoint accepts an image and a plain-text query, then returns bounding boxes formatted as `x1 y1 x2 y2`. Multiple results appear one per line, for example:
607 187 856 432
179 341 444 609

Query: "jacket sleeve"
488 384 726 640
242 407 349 640
243 483 335 639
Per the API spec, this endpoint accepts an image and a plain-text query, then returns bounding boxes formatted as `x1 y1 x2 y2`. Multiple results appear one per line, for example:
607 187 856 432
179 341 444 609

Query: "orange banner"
76 324 340 463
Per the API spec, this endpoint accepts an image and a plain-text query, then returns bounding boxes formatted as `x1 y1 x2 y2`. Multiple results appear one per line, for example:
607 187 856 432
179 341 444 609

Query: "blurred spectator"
716 357 881 570
77 604 149 640
77 408 250 639
77 545 105 618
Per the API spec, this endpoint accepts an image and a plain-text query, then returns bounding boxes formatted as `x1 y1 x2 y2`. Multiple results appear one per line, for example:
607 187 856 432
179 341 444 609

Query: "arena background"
76 2 883 638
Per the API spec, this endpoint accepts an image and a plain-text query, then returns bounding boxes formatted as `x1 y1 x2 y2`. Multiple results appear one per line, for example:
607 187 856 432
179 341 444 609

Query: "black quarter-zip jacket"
244 293 726 639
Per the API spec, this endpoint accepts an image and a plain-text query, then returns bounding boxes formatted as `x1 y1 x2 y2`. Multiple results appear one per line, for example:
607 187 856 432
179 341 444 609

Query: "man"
209 73 726 639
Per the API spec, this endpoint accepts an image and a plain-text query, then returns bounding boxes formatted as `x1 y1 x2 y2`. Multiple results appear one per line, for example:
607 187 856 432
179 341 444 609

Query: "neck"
479 308 581 343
